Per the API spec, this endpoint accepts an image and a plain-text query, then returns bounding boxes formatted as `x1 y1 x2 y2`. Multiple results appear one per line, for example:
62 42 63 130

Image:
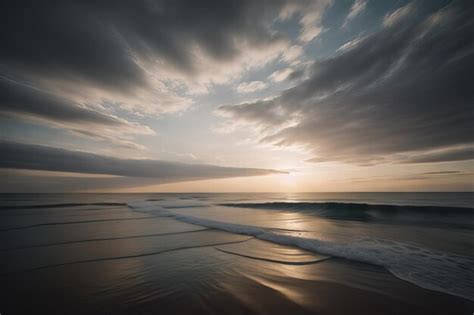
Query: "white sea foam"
128 201 474 301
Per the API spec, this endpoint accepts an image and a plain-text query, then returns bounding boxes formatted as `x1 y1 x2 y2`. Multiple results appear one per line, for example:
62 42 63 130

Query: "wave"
128 201 474 302
220 201 473 214
220 202 474 229
163 205 205 209
0 202 127 210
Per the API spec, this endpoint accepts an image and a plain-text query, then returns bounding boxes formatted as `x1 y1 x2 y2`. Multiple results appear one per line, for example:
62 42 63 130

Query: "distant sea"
1 192 473 314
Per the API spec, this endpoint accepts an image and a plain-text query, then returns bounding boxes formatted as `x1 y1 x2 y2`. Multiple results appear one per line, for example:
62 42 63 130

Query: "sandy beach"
1 193 473 314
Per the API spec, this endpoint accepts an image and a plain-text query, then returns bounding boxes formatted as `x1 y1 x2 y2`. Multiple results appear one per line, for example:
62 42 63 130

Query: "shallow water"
0 193 473 314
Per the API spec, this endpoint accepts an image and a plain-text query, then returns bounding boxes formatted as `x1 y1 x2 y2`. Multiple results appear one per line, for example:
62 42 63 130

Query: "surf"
128 200 474 302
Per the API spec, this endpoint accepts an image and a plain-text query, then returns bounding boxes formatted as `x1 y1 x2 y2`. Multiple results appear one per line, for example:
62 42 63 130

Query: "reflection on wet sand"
1 195 473 315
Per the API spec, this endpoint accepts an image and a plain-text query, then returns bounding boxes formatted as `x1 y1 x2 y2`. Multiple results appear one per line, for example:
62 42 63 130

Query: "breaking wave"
220 201 473 214
128 201 474 301
220 202 474 229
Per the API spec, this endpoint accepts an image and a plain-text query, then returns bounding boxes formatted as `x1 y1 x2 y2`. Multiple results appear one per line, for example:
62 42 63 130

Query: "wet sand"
0 198 473 314
1 220 472 314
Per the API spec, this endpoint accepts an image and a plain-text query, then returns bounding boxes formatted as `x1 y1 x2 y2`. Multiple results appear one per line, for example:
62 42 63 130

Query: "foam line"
0 216 157 232
215 247 332 265
0 202 127 210
0 228 210 251
0 208 131 217
2 237 254 275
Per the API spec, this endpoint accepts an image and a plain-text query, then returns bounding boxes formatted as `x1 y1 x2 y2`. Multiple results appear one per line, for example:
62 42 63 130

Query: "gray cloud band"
0 141 283 179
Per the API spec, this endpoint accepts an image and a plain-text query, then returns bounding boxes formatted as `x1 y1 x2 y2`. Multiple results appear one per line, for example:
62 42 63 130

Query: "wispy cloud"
342 0 368 28
0 76 154 149
235 81 268 93
218 1 474 165
383 2 415 27
269 68 293 82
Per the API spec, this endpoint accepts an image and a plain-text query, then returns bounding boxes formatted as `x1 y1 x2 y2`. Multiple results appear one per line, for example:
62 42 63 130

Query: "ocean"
1 192 473 314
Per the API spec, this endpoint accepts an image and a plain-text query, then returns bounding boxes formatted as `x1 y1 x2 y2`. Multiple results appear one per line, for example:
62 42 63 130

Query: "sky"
1 0 473 192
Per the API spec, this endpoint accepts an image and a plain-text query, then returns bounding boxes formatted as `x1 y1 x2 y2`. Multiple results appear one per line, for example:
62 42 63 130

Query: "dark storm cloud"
218 0 474 165
1 0 292 89
1 2 142 91
0 141 283 180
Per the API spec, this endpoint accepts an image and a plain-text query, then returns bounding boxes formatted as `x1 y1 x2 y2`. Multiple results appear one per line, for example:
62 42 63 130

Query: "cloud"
0 141 283 186
281 45 304 63
269 66 308 83
399 146 474 164
0 172 130 193
1 0 332 93
0 76 155 148
270 68 293 82
336 35 367 52
216 99 300 136
2 1 280 90
0 77 122 126
383 2 415 27
342 0 368 28
279 0 333 42
217 0 474 165
1 0 335 150
421 171 461 175
235 81 268 93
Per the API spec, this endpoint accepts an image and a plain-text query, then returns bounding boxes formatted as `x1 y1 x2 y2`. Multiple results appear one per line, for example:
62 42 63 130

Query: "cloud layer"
218 1 474 165
1 0 332 150
0 141 282 180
